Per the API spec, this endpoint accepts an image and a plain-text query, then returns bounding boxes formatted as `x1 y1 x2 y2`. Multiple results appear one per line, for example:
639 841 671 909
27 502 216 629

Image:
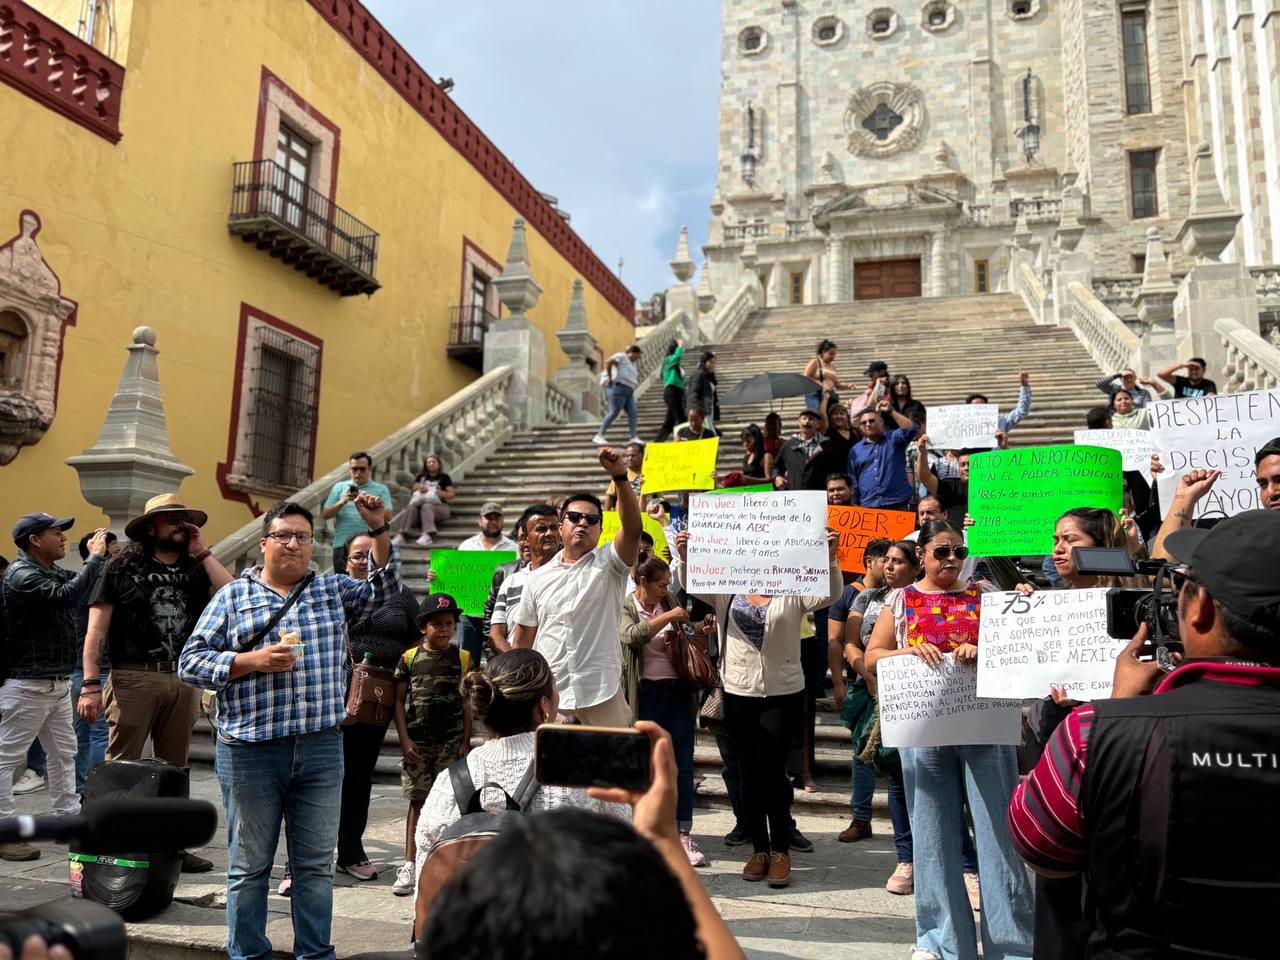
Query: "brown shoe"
838 818 872 843
0 841 40 862
181 850 214 873
766 851 791 887
742 852 769 882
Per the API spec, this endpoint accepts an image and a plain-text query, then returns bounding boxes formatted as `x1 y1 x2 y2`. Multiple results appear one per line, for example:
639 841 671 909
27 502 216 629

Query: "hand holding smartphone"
534 725 652 792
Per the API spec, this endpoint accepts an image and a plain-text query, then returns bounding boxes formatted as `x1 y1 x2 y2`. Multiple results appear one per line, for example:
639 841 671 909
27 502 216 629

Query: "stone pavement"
1 768 919 959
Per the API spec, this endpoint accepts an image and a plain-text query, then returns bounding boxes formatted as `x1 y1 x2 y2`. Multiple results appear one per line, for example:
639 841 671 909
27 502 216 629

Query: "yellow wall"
0 0 633 543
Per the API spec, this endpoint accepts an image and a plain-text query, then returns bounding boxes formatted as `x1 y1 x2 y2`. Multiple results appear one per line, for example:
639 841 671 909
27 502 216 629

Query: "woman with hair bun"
413 649 626 883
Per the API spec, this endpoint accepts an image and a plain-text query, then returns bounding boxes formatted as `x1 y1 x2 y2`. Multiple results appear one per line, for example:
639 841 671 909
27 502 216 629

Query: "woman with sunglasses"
865 520 1034 960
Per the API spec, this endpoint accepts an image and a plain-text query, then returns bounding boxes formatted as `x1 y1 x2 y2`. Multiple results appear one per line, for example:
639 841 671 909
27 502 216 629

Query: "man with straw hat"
78 493 232 872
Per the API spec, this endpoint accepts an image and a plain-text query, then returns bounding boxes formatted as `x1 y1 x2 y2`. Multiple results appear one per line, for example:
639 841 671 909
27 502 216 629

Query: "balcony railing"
723 222 771 242
446 303 496 370
227 159 380 296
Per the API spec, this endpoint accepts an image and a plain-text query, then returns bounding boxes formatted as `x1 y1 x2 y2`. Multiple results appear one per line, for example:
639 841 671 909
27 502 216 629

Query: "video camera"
1071 547 1184 673
0 798 217 960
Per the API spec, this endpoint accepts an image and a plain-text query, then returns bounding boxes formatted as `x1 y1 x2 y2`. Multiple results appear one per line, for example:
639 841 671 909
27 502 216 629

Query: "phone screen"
535 725 651 792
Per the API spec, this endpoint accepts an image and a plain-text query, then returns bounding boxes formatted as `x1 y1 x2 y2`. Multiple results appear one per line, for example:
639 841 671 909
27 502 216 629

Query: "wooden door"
853 258 922 300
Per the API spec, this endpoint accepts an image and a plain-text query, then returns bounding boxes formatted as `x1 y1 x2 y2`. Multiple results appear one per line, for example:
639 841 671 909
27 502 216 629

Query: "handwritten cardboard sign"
976 589 1125 701
968 445 1123 556
879 653 1022 748
428 549 517 617
1149 388 1280 518
926 404 1000 450
598 511 669 558
1074 428 1155 482
827 505 917 574
686 491 829 595
718 483 774 495
641 438 719 494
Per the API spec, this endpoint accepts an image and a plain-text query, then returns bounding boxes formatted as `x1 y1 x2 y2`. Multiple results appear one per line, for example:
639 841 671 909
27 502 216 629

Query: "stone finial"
740 237 759 269
1013 210 1032 249
819 150 837 183
1055 183 1085 253
65 326 195 537
670 226 696 283
709 186 725 216
492 216 543 316
1175 142 1242 262
696 262 717 314
933 142 953 172
1133 227 1178 325
555 278 596 363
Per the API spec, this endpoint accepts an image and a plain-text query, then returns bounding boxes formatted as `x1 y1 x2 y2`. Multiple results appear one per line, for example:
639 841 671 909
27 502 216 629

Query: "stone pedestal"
1051 251 1092 328
1173 263 1260 380
553 278 600 423
483 316 546 429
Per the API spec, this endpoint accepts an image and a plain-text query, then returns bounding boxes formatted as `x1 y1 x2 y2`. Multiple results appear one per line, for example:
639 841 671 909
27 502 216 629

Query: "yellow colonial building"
0 0 634 544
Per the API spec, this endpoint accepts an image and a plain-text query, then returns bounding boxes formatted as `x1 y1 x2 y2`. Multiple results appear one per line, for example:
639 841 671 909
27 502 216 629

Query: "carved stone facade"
702 0 1221 307
0 211 77 463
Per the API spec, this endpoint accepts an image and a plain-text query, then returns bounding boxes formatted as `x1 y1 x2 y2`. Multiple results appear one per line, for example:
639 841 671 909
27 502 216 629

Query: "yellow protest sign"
641 438 719 493
598 511 669 559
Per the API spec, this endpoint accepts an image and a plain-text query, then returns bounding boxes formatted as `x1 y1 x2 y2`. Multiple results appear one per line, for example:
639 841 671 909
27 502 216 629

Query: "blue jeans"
901 744 1033 960
637 680 695 831
69 669 108 794
216 727 344 960
599 383 638 438
852 757 913 863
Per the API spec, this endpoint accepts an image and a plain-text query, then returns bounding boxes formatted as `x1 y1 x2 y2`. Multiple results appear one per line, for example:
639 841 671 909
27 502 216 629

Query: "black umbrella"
720 371 820 406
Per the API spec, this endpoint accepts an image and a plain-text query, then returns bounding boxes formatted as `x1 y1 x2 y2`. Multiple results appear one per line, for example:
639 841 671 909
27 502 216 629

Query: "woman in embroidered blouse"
865 520 1034 960
673 528 843 889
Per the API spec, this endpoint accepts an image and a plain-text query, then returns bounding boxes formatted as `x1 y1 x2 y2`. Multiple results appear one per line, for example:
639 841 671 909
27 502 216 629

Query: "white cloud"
364 0 720 300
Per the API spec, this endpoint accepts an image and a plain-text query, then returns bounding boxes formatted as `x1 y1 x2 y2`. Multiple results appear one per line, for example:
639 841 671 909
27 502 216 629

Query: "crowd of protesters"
2 332 1278 960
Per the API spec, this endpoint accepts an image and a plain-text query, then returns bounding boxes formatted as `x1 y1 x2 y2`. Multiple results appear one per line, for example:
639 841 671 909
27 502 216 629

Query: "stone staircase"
192 292 1105 819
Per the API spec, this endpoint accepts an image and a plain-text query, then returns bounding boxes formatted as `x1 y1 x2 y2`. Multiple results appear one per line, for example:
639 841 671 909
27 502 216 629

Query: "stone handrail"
1064 282 1139 374
544 380 574 425
1013 260 1049 325
1216 318 1280 392
212 366 515 572
634 308 696 400
701 279 759 344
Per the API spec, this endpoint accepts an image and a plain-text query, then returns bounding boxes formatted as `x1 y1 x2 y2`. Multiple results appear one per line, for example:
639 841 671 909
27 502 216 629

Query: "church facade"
701 0 1277 307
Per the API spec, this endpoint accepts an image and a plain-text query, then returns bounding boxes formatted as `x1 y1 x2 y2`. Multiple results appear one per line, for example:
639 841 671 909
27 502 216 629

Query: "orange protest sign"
827 505 917 574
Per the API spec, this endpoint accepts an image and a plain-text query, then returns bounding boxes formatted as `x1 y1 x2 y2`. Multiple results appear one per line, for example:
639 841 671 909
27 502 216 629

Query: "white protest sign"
1150 388 1280 518
926 404 1000 450
976 589 1125 701
686 491 828 596
1074 428 1155 482
878 653 1022 748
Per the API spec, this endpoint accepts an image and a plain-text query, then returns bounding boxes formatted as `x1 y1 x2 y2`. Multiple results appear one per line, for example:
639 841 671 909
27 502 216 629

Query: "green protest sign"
967 445 1122 556
717 483 774 495
428 549 517 616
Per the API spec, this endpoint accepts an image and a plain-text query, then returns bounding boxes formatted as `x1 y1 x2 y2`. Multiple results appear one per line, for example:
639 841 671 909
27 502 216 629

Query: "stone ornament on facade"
812 16 844 46
1008 0 1040 21
0 211 77 465
738 25 768 56
844 82 925 158
865 8 901 40
920 1 955 33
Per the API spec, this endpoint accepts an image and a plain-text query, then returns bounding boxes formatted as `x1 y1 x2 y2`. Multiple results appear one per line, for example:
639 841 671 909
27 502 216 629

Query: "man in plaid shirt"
180 497 398 960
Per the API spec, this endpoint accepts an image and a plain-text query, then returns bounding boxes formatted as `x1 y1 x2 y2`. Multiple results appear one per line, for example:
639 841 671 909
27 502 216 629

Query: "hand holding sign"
641 438 719 494
925 404 1000 450
429 550 518 616
827 505 916 573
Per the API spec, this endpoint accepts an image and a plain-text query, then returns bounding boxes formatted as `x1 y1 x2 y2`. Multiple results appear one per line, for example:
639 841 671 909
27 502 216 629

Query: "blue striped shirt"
179 557 402 742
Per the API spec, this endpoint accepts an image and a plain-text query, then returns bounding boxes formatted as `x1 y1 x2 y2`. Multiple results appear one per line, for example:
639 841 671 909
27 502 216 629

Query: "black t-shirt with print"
92 555 212 663
1172 376 1217 399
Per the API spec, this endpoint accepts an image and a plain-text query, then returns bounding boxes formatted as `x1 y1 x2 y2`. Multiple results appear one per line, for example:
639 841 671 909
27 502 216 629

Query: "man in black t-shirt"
1156 356 1218 398
77 494 232 872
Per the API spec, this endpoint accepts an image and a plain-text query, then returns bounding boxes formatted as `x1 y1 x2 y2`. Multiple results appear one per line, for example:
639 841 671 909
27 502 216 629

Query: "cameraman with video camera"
1009 509 1280 959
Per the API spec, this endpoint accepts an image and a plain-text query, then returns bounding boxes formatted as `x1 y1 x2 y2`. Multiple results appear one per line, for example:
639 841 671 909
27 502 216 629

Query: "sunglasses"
563 511 602 527
1170 567 1198 593
931 545 970 561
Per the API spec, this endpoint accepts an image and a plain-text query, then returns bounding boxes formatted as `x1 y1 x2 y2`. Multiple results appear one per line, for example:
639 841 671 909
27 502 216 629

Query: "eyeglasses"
563 511 602 527
347 552 370 563
1170 567 1198 593
931 545 970 561
265 531 313 545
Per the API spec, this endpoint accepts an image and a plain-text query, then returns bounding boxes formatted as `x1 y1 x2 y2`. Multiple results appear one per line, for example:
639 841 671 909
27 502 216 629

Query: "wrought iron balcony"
447 303 496 371
227 159 380 296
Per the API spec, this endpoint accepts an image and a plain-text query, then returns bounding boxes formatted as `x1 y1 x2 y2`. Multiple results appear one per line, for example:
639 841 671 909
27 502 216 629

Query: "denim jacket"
0 551 105 679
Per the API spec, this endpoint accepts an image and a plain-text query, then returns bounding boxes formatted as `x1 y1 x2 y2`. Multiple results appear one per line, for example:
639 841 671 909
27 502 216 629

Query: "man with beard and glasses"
79 494 232 872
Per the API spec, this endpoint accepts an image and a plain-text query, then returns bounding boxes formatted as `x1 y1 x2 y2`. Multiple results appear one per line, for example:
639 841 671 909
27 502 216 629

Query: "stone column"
552 279 600 423
487 217 546 429
929 231 947 297
65 327 194 538
827 237 846 303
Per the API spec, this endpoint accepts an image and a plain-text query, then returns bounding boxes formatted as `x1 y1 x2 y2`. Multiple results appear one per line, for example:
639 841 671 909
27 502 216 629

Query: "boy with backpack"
392 593 472 896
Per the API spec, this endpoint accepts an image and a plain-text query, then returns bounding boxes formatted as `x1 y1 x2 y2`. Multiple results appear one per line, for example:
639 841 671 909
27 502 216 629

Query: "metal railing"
448 304 496 348
1217 318 1280 392
1064 281 1139 375
229 159 380 282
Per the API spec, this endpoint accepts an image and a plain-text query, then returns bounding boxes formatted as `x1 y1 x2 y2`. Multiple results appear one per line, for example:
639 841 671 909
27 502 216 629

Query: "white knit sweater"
413 732 629 881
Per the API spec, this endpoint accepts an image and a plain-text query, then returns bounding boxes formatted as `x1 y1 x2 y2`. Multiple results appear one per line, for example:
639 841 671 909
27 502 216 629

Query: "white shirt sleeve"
512 579 539 627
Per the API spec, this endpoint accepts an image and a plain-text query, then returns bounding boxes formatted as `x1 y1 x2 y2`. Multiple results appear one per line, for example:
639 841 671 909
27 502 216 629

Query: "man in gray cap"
435 502 516 670
0 513 109 861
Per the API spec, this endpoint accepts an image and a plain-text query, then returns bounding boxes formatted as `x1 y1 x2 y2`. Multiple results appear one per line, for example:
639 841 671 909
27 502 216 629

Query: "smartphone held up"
534 725 652 793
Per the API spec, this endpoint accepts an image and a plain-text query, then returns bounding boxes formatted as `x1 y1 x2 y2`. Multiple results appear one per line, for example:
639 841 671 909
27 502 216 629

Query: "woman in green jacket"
654 338 685 442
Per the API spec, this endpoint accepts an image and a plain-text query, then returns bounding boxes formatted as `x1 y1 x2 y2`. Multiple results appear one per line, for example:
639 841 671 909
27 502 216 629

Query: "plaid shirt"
179 557 402 742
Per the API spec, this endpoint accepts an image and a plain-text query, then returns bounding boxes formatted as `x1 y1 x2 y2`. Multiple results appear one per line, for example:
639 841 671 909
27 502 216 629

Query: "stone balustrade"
1251 265 1280 304
211 366 515 572
701 279 760 345
1010 197 1062 223
1064 281 1139 374
1091 275 1141 312
722 222 770 242
966 204 992 225
1013 261 1049 325
544 380 574 425
1216 318 1280 392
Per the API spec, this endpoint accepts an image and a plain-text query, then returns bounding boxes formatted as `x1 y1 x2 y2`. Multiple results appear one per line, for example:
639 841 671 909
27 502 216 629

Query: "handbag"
344 658 397 726
658 596 718 689
696 595 735 729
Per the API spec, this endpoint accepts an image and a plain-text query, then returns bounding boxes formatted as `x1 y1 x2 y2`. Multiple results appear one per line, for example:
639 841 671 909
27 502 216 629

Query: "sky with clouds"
365 0 722 304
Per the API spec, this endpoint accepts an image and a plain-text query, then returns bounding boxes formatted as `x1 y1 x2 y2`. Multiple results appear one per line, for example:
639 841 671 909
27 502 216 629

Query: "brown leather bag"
658 596 718 688
344 659 397 726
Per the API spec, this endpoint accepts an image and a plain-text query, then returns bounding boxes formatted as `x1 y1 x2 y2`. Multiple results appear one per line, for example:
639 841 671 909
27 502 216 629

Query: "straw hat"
125 493 209 541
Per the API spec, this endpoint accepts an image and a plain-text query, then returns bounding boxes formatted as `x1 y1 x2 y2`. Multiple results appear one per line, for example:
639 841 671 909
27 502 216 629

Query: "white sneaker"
12 770 45 795
679 832 707 867
391 859 415 896
627 436 643 445
390 533 405 546
415 534 433 547
910 951 941 960
591 433 608 445
964 871 981 911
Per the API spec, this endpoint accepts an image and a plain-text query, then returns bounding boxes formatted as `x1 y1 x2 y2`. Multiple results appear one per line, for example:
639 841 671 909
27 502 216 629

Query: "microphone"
0 798 218 853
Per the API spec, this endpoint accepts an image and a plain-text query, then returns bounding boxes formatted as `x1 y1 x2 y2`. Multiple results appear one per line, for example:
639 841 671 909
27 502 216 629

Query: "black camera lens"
0 900 127 960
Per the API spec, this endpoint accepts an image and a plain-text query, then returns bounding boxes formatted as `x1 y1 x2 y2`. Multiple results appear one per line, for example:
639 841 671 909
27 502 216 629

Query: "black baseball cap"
12 513 74 549
417 592 462 624
1165 510 1280 621
864 360 889 376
